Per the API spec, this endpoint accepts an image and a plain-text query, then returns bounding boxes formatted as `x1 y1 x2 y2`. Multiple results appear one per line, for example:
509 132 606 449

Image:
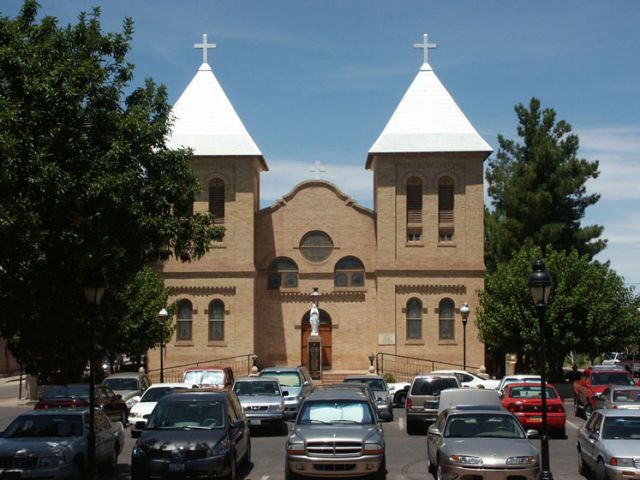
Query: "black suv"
131 390 251 479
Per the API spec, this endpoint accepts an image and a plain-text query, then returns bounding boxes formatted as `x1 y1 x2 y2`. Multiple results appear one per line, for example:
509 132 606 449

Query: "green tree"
0 2 222 381
477 247 640 381
485 98 605 271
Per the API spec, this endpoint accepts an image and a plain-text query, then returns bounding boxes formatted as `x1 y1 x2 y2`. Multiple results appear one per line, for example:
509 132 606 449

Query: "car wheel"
427 452 436 474
386 409 394 422
121 410 127 426
585 404 593 420
394 390 407 408
71 456 84 480
105 445 118 472
596 459 608 480
578 448 589 476
437 464 444 480
406 418 421 435
241 440 251 467
574 397 582 417
280 421 289 435
373 456 387 480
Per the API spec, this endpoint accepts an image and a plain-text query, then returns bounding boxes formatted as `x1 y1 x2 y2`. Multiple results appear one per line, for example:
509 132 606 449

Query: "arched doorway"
301 309 332 369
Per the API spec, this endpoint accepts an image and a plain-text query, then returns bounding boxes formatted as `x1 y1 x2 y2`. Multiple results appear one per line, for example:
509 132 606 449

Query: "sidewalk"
0 374 36 407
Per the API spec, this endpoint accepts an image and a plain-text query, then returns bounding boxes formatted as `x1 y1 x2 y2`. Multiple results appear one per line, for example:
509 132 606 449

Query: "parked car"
405 375 460 435
431 369 501 390
602 351 640 374
128 382 195 437
316 383 378 413
233 376 287 433
574 365 636 419
427 406 540 479
438 387 501 412
501 383 566 437
131 389 251 480
496 374 542 394
343 375 393 421
183 366 235 389
102 371 152 410
593 385 640 411
259 366 313 419
285 389 386 479
35 384 128 425
0 408 124 478
577 409 640 479
387 381 410 407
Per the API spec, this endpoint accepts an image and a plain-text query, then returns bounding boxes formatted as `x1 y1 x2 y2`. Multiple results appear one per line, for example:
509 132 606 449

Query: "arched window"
438 176 454 242
439 298 455 340
300 231 333 262
406 177 423 242
176 299 193 342
209 300 225 341
334 256 365 287
406 298 422 340
267 257 298 289
209 178 225 225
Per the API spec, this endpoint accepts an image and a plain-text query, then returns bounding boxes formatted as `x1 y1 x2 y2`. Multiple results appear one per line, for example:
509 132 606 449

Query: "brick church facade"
150 35 492 374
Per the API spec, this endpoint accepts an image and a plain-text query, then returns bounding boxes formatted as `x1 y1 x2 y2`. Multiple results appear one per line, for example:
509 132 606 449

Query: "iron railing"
375 353 480 382
147 353 254 383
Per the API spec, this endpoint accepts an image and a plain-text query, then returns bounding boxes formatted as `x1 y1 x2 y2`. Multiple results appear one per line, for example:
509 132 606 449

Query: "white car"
431 370 501 390
496 374 542 394
387 381 411 406
127 382 194 437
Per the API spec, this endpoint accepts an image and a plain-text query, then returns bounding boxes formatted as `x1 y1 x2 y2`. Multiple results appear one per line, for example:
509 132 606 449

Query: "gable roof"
367 62 492 168
166 63 267 170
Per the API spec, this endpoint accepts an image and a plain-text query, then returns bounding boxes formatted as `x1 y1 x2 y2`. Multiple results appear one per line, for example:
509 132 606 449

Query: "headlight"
506 456 537 466
208 438 231 457
450 455 483 465
129 411 141 418
287 440 305 455
364 442 384 455
269 404 284 412
132 442 146 458
610 457 634 467
39 454 66 467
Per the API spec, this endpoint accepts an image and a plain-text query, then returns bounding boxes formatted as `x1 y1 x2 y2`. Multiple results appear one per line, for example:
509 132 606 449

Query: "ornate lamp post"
251 354 258 368
368 352 375 368
460 303 470 371
84 272 106 480
527 259 553 480
158 308 169 383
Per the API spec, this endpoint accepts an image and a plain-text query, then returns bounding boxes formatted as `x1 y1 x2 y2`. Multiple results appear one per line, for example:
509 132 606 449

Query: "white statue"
309 303 320 336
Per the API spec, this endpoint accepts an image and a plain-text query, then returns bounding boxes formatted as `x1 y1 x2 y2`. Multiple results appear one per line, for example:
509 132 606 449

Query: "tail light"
507 403 518 412
34 403 45 410
406 399 413 410
547 404 565 413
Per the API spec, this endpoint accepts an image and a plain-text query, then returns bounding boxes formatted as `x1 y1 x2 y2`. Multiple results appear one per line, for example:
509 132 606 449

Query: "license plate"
529 417 542 423
249 419 262 425
169 463 185 472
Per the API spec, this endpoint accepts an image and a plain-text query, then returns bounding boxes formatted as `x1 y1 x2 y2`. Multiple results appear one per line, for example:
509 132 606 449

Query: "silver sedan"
593 386 640 411
427 408 540 479
577 409 640 480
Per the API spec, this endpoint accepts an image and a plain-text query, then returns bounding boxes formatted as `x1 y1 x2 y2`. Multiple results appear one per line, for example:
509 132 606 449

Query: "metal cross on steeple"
310 160 327 180
413 33 437 64
194 34 217 64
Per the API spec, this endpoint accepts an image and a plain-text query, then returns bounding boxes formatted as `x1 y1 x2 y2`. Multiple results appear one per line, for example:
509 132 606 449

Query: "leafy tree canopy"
0 1 222 381
485 98 605 270
477 247 639 381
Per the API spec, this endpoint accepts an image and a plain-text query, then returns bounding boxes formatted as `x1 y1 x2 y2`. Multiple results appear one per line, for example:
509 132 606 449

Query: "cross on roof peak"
413 33 437 64
194 33 217 65
310 160 327 180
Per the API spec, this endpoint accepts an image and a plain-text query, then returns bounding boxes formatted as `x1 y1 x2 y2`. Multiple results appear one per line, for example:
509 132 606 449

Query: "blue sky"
3 1 640 285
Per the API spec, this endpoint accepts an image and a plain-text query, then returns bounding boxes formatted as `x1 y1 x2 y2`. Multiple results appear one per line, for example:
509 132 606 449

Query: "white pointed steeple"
166 36 265 167
367 35 491 167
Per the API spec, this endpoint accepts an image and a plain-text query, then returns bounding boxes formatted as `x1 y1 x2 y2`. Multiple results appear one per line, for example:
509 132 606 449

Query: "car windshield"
411 378 458 396
345 379 385 391
103 378 140 391
184 370 224 386
298 400 374 425
508 385 558 399
140 387 189 402
261 372 301 387
146 400 225 430
4 415 83 438
234 381 280 396
592 373 635 386
444 414 526 439
613 390 640 403
602 417 640 440
45 385 89 398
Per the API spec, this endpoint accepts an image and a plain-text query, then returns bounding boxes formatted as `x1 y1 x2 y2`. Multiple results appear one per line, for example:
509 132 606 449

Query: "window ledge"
208 342 226 347
405 339 424 345
334 287 367 293
405 242 424 247
437 242 456 247
438 339 457 345
174 342 194 347
279 287 299 292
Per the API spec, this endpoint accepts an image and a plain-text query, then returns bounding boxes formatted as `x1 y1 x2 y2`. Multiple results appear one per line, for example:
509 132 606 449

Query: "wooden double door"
301 309 332 369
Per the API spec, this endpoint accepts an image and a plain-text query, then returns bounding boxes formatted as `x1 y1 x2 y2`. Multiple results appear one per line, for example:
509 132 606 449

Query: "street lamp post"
84 273 106 480
460 303 470 371
527 259 553 480
158 308 169 383
251 354 258 368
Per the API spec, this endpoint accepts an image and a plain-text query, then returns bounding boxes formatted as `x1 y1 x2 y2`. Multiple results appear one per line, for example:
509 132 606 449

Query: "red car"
502 382 566 437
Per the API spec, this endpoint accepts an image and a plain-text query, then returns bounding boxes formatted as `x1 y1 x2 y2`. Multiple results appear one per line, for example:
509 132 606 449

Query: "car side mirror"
135 421 146 431
233 419 245 429
143 414 152 420
526 429 539 439
115 394 122 400
282 390 289 397
303 380 311 387
591 393 602 400
589 432 599 442
131 396 141 404
427 426 441 437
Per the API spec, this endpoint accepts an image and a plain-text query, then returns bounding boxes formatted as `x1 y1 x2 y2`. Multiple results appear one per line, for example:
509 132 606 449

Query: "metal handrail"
375 352 480 382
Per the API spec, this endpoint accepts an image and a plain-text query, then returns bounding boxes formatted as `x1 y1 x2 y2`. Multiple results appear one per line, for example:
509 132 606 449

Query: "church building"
153 34 492 375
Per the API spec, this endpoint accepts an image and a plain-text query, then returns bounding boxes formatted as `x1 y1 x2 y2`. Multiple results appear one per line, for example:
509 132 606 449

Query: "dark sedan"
131 390 251 480
34 384 128 425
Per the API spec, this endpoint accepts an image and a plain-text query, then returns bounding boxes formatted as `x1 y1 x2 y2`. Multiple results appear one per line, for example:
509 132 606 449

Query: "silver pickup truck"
285 389 386 479
0 408 124 479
